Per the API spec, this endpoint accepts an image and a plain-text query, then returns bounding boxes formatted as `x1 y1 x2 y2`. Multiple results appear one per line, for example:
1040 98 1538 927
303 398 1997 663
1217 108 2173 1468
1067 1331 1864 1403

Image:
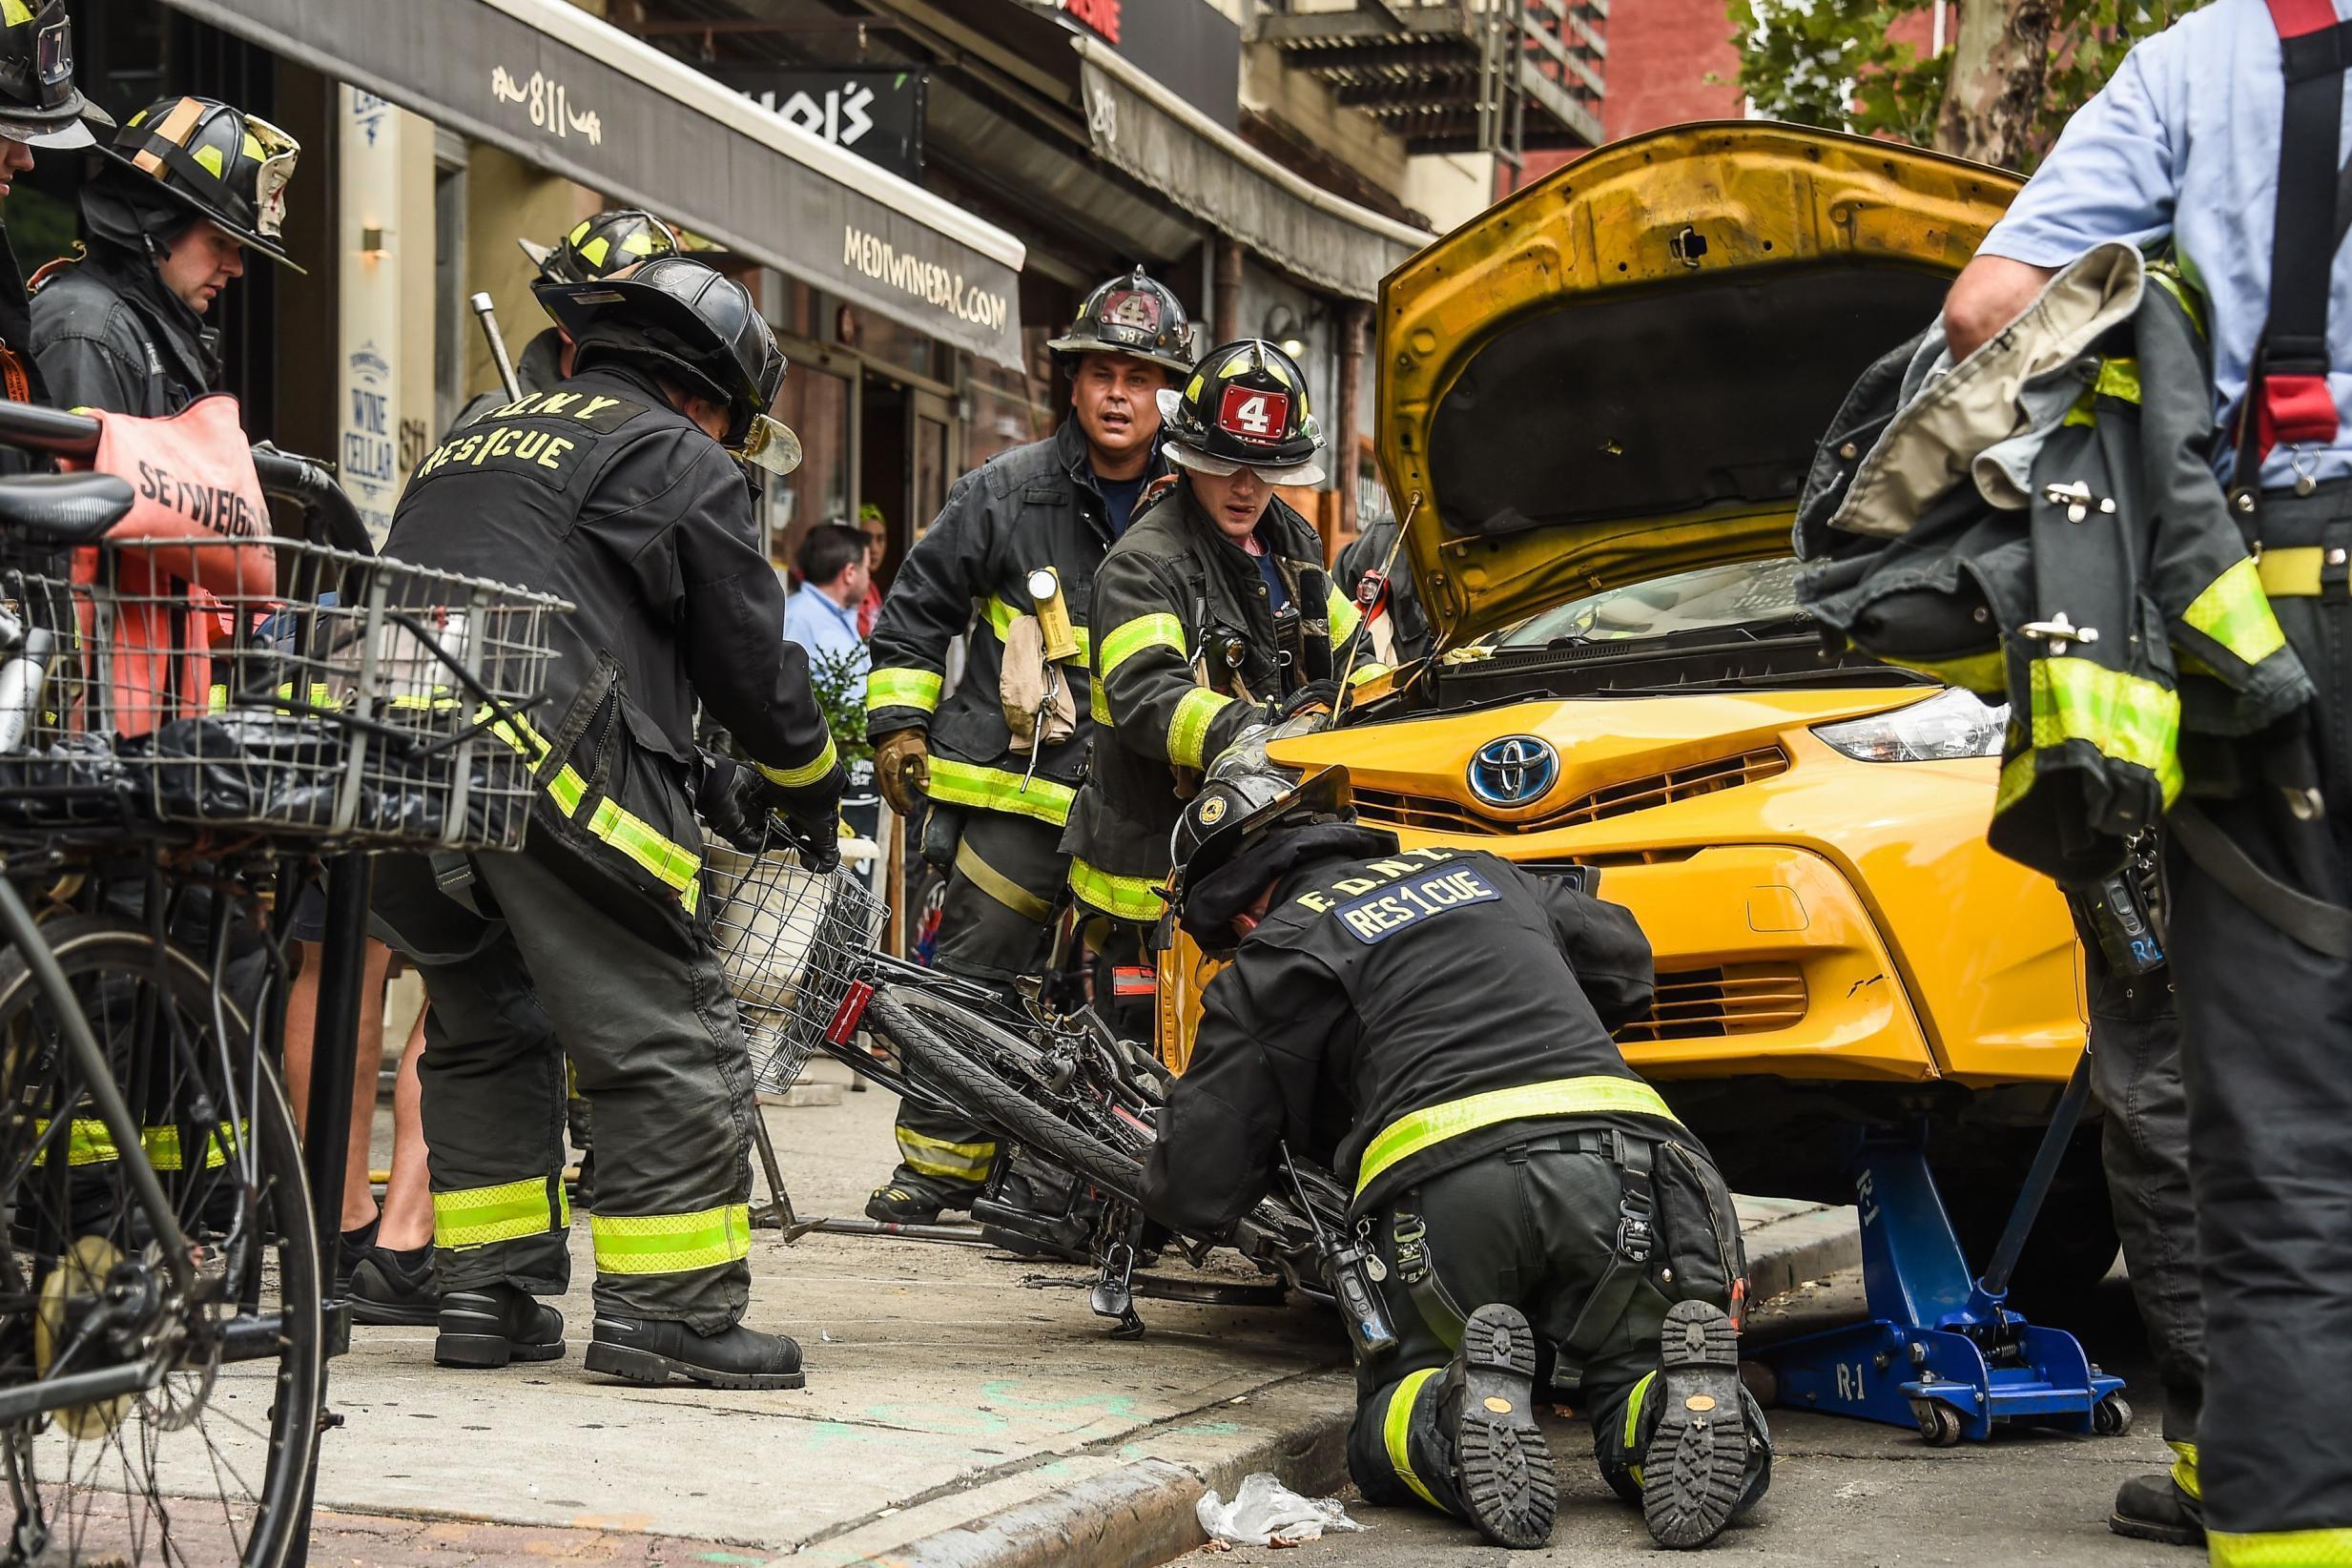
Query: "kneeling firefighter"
1142 753 1770 1551
371 257 843 1389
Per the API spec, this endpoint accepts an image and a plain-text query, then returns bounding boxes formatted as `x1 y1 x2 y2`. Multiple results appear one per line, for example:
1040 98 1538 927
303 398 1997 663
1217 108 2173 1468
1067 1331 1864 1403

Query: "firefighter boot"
865 1173 977 1224
585 1315 806 1390
434 1284 566 1369
1641 1301 1761 1549
1441 1303 1558 1550
2111 1474 2204 1547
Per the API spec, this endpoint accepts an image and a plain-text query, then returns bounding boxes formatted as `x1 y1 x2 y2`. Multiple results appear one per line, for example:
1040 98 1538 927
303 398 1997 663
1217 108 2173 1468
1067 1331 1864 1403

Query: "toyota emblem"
1467 735 1560 808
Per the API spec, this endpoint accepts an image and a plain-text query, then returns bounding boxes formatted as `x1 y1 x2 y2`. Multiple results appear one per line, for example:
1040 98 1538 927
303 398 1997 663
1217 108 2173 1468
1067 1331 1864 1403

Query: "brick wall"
1511 0 1747 191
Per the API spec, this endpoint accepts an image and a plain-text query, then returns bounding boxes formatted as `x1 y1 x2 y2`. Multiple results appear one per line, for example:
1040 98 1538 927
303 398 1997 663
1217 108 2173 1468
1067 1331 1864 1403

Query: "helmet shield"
0 1 101 147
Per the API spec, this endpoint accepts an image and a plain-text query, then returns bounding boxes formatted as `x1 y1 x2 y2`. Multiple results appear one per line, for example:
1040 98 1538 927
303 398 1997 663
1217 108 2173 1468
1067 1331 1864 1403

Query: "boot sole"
1452 1304 1557 1551
583 1340 806 1390
350 1297 443 1328
1643 1300 1750 1550
2108 1513 2204 1548
433 1331 566 1369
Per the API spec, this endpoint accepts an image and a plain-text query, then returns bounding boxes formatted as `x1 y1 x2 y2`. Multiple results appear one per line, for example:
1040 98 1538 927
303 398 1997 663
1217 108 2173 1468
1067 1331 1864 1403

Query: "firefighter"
369 257 843 1388
1063 338 1384 930
0 0 106 437
1144 753 1769 1551
30 93 298 416
860 266 1192 1224
450 209 683 433
1937 0 2351 1556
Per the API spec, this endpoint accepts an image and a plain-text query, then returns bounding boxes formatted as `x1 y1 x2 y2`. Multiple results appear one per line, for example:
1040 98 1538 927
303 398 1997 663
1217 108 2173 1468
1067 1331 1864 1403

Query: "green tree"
1726 0 2207 172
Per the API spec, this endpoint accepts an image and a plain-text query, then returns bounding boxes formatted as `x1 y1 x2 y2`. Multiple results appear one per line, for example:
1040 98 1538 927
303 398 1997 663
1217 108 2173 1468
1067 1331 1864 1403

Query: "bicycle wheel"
0 917 321 1568
866 989 1149 1202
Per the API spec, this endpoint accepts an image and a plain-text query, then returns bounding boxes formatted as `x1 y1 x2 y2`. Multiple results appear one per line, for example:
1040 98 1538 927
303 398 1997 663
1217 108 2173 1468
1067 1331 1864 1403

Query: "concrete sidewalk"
310 1064 1858 1568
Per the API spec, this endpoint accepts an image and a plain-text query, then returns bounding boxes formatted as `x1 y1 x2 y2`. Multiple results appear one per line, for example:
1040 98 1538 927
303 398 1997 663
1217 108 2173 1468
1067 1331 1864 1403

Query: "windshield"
1498 558 1805 649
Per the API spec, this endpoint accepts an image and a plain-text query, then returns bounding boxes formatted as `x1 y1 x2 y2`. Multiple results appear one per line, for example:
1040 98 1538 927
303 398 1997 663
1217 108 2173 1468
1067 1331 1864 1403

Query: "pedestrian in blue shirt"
1944 4 2352 1562
783 524 872 699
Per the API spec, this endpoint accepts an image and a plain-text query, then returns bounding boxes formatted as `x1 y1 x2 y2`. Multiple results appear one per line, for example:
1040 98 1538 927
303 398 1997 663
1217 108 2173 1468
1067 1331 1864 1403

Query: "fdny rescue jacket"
383 362 841 914
1797 243 2310 884
29 243 217 417
1142 831 1675 1231
449 327 567 439
864 419 1166 834
1062 481 1382 919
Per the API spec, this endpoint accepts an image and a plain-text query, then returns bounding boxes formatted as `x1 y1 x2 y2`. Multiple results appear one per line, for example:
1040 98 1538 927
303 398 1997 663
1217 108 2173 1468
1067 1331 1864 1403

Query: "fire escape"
1255 0 1605 173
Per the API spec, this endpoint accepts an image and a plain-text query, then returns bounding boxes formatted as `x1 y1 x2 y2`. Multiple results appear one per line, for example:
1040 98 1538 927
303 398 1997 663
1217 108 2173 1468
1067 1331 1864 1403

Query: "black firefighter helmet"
0 0 107 149
537 256 801 475
97 95 301 270
1169 745 1354 948
1047 265 1194 375
520 208 681 285
1159 339 1326 486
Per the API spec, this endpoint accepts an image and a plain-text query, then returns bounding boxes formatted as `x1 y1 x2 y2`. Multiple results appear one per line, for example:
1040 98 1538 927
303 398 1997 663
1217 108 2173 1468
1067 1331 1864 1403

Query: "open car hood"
1378 123 2020 649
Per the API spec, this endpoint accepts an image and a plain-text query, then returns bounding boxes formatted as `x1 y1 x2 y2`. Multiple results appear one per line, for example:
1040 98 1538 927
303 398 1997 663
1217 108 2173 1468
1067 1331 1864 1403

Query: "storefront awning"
1073 35 1432 303
163 0 1029 368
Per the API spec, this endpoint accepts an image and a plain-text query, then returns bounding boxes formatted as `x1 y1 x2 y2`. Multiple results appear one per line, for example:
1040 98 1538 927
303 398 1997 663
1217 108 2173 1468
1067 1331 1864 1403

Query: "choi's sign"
707 69 923 181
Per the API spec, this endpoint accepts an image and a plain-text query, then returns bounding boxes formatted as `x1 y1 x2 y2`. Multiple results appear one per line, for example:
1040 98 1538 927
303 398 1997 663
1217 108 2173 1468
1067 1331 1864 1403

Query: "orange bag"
71 397 277 735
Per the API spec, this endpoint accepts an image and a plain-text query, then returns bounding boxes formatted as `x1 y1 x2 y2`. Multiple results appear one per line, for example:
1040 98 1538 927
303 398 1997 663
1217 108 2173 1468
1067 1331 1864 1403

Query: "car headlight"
1812 689 2009 763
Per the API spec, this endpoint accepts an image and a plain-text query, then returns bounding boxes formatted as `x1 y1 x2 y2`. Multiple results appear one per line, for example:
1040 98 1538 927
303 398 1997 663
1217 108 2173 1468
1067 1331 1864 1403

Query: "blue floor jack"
1755 1056 2133 1446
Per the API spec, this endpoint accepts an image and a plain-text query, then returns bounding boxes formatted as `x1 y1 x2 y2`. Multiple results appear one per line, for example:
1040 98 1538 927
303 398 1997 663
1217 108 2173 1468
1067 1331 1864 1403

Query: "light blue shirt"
1979 0 2352 488
782 585 869 698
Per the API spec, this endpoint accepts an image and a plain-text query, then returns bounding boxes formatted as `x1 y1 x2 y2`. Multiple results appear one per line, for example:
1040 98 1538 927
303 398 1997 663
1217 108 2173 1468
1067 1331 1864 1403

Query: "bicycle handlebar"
0 400 373 554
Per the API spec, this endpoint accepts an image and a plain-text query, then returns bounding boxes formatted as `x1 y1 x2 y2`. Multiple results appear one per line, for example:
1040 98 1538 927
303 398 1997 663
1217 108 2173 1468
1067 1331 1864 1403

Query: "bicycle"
0 407 567 1568
706 827 1351 1336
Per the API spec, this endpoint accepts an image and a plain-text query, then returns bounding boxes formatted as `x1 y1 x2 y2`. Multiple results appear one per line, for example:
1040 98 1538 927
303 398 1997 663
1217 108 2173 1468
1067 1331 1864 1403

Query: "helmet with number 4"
1158 339 1325 486
1047 265 1193 375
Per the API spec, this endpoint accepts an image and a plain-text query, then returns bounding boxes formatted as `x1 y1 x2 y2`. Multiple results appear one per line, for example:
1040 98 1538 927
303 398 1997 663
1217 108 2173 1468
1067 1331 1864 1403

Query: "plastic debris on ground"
1196 1473 1365 1547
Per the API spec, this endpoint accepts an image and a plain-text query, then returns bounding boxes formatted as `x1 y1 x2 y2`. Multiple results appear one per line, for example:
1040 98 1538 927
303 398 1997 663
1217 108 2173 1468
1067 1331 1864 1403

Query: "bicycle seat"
0 472 134 545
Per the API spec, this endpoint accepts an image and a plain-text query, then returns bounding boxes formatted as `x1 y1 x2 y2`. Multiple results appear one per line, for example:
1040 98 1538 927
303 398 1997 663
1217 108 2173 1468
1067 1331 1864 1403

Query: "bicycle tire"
866 988 1149 1203
0 917 321 1568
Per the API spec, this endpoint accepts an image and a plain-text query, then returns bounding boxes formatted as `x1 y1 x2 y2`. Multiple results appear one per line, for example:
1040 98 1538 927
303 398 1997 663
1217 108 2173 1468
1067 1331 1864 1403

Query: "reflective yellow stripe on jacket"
928 757 1078 829
1168 687 1232 771
1354 1076 1683 1199
867 666 943 716
982 595 1093 664
1994 657 2183 819
1100 612 1186 680
1068 855 1166 922
2181 557 2287 665
491 711 708 913
591 1203 753 1276
2208 1528 2352 1568
32 1119 243 1169
757 735 839 791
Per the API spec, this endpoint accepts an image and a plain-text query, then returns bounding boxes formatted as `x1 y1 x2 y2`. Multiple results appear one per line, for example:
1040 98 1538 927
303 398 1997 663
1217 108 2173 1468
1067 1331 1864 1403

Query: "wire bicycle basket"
0 534 569 851
705 844 883 1092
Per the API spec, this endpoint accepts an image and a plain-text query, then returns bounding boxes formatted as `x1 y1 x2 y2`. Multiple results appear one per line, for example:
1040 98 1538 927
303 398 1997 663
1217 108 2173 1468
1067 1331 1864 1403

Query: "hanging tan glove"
872 727 931 817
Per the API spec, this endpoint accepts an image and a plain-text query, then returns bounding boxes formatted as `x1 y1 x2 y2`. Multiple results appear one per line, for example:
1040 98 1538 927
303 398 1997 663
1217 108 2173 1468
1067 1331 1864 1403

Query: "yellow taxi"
1159 123 2115 1288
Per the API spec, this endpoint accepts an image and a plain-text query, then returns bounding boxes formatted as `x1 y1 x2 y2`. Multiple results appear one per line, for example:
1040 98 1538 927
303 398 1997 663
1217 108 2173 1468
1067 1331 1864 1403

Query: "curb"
845 1200 1856 1568
848 1375 1352 1568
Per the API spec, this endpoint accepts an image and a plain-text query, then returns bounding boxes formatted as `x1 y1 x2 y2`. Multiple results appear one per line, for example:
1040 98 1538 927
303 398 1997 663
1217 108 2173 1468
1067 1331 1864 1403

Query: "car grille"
1615 964 1808 1042
1351 747 1791 835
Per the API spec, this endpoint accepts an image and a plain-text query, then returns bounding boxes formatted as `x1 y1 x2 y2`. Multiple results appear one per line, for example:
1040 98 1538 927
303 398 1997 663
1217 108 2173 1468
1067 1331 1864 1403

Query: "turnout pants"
371 819 756 1332
888 809 1064 1194
2074 910 2204 1492
2167 483 2352 1557
1348 1126 1760 1522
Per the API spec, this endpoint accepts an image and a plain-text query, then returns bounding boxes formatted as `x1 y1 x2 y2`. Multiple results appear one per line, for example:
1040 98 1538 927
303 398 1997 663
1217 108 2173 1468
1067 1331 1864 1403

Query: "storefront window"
965 346 1052 478
769 361 852 572
845 306 939 384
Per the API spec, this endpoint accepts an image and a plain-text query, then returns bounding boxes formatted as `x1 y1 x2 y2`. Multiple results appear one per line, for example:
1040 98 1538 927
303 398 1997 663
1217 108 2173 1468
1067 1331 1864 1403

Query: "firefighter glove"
1278 680 1340 722
696 753 772 854
873 726 930 817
